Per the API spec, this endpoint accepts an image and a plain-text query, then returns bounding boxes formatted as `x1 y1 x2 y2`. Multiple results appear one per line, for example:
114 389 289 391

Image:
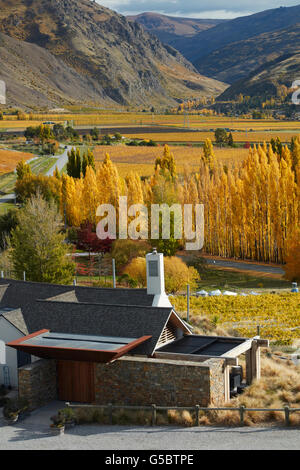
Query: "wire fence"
65 402 300 427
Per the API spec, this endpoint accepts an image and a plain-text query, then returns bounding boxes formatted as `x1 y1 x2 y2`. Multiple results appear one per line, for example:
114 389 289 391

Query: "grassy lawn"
0 156 59 194
0 172 17 194
29 156 58 174
60 163 67 174
0 201 17 214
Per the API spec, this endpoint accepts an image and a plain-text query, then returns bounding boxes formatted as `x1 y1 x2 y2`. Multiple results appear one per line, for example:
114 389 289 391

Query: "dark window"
17 350 31 368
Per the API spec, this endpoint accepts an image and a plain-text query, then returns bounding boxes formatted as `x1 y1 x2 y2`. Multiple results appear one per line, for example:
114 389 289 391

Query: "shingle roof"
0 279 155 309
0 308 29 335
0 279 74 310
21 300 173 355
0 279 175 355
74 286 154 306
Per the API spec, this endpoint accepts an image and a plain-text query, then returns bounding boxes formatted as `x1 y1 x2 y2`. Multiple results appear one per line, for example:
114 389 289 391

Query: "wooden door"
57 360 95 403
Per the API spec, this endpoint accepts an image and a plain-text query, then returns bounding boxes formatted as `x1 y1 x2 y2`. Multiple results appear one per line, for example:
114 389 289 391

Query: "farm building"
1 250 268 409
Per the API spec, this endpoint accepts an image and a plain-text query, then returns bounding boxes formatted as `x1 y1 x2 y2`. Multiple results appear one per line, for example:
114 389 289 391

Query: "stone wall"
95 356 225 407
18 359 57 410
17 356 226 409
208 359 226 405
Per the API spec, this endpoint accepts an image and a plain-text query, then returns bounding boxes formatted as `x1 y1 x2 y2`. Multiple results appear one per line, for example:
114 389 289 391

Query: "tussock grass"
71 406 197 427
209 354 300 427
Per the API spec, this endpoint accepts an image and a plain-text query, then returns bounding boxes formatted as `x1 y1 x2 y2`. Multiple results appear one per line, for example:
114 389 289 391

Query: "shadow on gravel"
2 412 299 443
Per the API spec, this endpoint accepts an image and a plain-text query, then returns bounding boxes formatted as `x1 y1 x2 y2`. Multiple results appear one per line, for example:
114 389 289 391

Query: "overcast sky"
96 0 300 18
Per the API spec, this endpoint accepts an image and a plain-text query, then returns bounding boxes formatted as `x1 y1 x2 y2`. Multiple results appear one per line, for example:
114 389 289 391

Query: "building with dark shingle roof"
0 252 189 388
1 251 267 408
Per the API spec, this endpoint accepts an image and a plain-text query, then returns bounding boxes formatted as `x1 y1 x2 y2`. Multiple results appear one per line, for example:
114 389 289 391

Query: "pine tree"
10 193 75 283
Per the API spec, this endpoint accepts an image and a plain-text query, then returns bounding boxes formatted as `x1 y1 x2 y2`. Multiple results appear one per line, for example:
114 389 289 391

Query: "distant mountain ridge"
127 12 225 45
175 4 300 64
128 5 300 102
0 0 226 108
196 23 300 84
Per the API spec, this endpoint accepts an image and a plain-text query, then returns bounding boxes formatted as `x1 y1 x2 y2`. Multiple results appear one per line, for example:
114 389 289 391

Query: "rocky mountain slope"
196 23 300 85
0 0 226 108
173 4 300 65
127 12 224 46
0 32 111 108
218 52 300 101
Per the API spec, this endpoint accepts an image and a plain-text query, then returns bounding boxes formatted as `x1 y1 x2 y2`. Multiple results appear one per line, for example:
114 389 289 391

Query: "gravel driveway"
0 402 299 450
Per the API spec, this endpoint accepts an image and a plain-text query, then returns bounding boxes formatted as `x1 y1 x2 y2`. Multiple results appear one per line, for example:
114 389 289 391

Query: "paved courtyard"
0 401 300 450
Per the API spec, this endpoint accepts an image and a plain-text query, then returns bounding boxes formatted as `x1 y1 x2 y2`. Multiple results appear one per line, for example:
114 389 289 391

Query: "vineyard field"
122 131 300 144
93 145 249 176
0 149 34 173
171 293 300 345
2 113 300 135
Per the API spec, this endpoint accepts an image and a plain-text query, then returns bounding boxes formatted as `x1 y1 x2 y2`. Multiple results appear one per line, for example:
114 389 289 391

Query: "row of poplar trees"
61 142 299 265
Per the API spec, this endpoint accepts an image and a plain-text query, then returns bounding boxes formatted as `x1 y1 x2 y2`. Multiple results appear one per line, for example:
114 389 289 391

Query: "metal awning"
7 330 152 363
157 335 247 356
154 334 270 365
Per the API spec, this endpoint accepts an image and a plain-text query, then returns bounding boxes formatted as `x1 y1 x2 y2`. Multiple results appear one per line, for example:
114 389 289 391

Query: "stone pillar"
223 364 230 403
246 349 252 385
246 341 260 384
18 359 57 410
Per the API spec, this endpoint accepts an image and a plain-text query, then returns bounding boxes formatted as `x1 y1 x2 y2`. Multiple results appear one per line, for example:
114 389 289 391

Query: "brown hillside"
0 0 226 108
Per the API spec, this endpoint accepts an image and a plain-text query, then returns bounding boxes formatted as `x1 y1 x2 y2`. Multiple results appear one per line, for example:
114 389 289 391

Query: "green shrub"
3 397 29 419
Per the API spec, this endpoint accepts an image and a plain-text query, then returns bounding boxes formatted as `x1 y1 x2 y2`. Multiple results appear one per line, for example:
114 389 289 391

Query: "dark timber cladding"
57 360 95 403
7 330 152 363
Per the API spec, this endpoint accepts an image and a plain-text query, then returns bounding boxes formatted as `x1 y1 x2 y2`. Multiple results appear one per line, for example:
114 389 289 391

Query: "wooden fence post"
284 406 290 426
195 405 200 426
239 405 245 425
108 403 113 425
151 404 157 426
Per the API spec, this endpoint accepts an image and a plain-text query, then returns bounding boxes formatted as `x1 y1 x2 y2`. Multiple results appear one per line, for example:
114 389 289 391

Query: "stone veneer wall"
18 359 57 410
208 359 226 405
95 356 225 407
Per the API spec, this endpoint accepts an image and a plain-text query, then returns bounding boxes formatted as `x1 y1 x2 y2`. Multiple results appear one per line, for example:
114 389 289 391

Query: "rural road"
44 145 72 176
205 258 285 275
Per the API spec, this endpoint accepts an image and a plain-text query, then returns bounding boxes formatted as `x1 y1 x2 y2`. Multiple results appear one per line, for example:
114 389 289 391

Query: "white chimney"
146 249 172 308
